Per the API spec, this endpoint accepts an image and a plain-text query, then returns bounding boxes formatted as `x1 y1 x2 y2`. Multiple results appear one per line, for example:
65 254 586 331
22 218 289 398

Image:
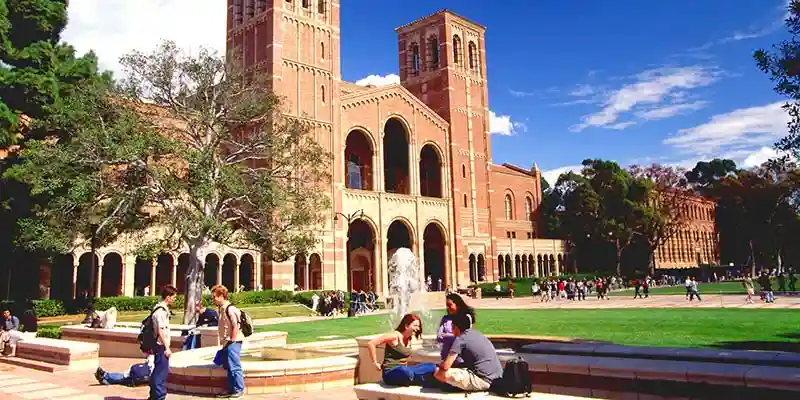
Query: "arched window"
318 0 326 14
428 35 439 70
525 197 533 220
302 0 310 8
320 42 325 59
320 85 325 103
468 41 478 70
461 164 466 178
505 194 513 220
452 35 462 64
463 193 468 208
410 42 421 75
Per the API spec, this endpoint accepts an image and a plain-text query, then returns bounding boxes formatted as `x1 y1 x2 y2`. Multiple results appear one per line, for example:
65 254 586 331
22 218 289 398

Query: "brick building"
654 195 719 269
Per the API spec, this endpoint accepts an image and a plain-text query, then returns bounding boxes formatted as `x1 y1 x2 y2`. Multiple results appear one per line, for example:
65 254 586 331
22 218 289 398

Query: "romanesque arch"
527 254 535 276
101 252 123 297
309 253 322 290
240 253 255 290
134 257 152 296
345 129 374 191
204 253 220 288
477 254 486 281
383 118 410 194
387 219 414 257
504 254 512 277
294 254 308 290
497 255 504 278
419 143 443 198
222 253 237 290
76 252 98 297
423 222 446 288
468 254 477 283
177 253 190 293
349 218 376 292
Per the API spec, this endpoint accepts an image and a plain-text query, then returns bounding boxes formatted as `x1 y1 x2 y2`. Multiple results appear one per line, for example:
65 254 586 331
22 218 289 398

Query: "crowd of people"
309 290 381 317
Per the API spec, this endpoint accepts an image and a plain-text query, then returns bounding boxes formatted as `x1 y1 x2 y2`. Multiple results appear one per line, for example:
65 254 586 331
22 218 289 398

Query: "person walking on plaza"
684 277 692 300
742 276 755 304
687 277 701 302
213 285 245 398
633 279 643 299
758 273 774 303
642 277 650 298
789 271 797 292
150 285 177 400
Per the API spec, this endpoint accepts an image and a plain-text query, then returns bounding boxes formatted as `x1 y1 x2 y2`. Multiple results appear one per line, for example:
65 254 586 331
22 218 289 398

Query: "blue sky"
62 0 793 185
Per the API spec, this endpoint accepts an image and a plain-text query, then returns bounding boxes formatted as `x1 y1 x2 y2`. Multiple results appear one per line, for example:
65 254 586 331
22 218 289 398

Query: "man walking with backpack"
150 285 177 400
212 285 245 398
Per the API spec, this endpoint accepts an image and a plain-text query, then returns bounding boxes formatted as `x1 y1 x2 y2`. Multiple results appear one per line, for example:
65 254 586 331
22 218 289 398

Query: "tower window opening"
321 42 325 59
410 42 421 75
318 0 326 14
468 41 478 70
428 35 439 70
302 0 310 8
320 85 325 103
452 35 462 64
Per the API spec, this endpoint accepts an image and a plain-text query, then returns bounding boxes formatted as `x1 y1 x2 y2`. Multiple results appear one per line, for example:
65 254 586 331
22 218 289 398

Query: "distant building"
653 195 719 270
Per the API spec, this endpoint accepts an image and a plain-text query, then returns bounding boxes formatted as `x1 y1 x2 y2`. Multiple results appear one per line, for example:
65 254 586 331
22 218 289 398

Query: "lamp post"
333 209 364 292
82 217 101 324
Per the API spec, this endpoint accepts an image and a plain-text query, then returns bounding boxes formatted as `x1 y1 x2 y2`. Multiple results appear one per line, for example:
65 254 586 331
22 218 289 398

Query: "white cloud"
61 0 226 76
664 102 789 155
489 111 525 136
570 66 718 132
568 84 596 97
542 165 583 187
742 147 779 168
607 121 636 130
635 100 708 120
355 74 400 87
508 89 537 97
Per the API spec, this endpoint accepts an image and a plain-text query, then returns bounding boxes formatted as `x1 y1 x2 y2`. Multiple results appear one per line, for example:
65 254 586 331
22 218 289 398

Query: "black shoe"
94 367 105 384
215 394 231 398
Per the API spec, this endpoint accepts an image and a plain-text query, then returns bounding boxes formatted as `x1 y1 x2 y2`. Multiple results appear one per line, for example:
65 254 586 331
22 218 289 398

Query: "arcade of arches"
45 251 258 301
344 118 444 198
310 217 447 293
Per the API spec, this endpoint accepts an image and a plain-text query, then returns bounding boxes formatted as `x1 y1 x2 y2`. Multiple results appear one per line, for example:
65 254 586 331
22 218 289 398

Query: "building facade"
33 4 569 300
654 196 719 269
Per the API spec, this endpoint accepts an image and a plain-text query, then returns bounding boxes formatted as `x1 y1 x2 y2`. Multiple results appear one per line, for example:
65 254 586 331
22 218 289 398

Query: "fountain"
386 248 438 338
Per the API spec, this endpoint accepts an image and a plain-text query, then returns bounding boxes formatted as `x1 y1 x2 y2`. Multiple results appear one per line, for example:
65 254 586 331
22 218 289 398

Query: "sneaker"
229 393 243 398
94 367 105 384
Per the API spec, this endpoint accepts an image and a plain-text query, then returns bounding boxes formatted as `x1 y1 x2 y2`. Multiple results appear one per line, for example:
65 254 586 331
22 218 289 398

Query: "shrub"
0 299 66 318
36 325 62 339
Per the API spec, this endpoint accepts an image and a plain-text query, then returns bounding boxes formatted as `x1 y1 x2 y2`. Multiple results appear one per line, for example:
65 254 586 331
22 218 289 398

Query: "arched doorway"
383 118 410 194
222 254 236 290
549 254 556 275
387 219 413 260
240 253 254 290
348 219 375 292
204 254 220 288
294 254 308 290
468 254 477 283
497 255 504 278
514 255 521 277
504 254 512 278
101 253 123 297
419 144 442 198
309 254 322 290
423 223 446 289
528 254 535 276
177 253 190 293
537 254 544 276
477 254 486 281
134 258 152 296
156 253 174 291
76 252 98 297
345 130 374 190
51 254 73 301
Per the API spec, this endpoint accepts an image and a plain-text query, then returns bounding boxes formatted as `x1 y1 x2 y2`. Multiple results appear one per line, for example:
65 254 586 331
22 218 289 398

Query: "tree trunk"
648 247 656 277
182 243 204 324
615 240 622 276
749 239 756 278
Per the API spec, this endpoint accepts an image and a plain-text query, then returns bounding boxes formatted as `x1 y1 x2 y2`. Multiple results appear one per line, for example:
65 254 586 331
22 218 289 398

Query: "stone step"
0 356 69 373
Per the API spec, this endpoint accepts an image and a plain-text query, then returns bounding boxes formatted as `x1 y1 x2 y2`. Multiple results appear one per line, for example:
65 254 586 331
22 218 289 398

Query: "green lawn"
259 308 800 352
42 303 312 327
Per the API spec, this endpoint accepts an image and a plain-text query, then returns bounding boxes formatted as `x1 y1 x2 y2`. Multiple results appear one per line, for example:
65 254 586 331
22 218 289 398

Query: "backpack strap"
224 304 240 326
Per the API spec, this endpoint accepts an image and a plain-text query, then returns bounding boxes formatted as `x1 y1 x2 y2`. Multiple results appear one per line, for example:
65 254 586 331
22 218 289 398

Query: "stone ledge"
353 383 593 400
2 338 100 372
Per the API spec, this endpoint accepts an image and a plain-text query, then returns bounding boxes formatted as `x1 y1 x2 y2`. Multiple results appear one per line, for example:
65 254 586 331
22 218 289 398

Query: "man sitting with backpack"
433 313 503 392
94 354 154 386
211 284 253 398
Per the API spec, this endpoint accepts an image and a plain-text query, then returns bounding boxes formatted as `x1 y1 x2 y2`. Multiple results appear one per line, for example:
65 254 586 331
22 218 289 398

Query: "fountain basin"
167 333 359 395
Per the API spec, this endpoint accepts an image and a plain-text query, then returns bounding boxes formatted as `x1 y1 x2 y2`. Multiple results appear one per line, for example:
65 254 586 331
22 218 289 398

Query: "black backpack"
493 357 532 397
137 306 166 353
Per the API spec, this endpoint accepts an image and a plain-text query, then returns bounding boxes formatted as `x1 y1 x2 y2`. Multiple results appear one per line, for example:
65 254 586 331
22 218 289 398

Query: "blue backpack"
129 362 151 385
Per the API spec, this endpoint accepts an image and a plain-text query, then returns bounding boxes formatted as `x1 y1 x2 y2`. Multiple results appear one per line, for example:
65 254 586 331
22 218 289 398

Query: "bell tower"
226 0 341 122
396 10 494 280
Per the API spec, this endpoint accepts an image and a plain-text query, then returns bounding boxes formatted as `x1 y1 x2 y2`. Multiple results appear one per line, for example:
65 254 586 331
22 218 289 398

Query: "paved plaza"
3 293 798 399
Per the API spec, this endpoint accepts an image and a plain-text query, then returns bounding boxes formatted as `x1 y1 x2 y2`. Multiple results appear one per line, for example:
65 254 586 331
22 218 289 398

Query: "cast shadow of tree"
711 332 800 353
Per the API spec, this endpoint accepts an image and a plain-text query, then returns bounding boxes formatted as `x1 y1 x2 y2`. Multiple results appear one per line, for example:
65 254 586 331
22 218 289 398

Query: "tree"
628 164 693 274
1 0 109 299
7 41 332 322
754 0 800 159
539 175 550 191
684 159 738 194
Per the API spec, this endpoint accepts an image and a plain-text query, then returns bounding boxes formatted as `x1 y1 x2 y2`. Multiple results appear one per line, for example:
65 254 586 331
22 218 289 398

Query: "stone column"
149 262 157 296
171 258 178 287
216 264 222 286
234 260 241 292
72 264 78 299
95 263 103 297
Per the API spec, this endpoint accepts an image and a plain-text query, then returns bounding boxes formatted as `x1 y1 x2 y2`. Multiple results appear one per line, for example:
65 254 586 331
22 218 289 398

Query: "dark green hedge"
36 325 62 339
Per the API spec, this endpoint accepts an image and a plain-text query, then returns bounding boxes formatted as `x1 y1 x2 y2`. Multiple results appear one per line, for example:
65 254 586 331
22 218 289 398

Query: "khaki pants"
444 368 492 392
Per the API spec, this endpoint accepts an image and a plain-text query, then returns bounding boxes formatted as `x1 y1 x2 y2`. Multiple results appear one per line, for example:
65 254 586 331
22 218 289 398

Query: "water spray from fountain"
386 248 437 337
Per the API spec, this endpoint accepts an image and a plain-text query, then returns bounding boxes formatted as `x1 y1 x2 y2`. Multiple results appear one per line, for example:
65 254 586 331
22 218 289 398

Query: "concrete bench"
60 325 185 358
518 342 800 367
353 383 592 400
5 337 99 372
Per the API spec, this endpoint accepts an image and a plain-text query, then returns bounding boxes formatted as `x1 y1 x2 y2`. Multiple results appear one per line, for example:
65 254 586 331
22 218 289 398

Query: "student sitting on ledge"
434 313 503 392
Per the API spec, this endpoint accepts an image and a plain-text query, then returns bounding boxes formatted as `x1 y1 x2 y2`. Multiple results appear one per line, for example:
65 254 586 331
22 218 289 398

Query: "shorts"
443 368 492 392
747 288 755 295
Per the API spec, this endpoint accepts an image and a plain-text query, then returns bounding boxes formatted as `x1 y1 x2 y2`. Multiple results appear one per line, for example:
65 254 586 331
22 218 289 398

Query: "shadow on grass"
711 332 800 353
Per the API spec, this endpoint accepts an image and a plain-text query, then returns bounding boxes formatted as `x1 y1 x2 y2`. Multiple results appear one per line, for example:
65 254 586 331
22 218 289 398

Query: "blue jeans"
149 345 169 400
223 342 244 394
182 333 201 350
102 372 132 386
382 363 437 387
